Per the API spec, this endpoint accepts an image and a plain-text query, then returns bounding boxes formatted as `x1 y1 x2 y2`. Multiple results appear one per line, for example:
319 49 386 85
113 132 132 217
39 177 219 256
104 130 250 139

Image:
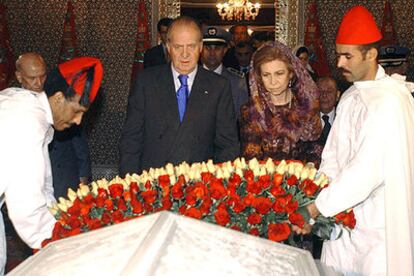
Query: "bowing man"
0 57 103 274
119 16 240 176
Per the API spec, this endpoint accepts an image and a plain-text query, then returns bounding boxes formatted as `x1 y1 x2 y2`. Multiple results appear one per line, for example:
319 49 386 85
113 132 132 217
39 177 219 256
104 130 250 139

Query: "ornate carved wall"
3 1 413 178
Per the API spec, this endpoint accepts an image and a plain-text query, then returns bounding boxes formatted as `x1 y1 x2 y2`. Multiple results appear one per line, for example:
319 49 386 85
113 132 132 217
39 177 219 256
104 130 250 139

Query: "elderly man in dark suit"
143 17 173 68
119 16 240 176
200 25 248 121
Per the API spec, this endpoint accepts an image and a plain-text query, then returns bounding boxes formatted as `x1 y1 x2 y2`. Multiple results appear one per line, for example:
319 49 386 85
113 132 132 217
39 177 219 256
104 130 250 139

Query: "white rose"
276 160 287 174
91 182 99 196
207 160 216 173
67 188 78 202
165 163 175 176
265 158 275 173
248 158 259 170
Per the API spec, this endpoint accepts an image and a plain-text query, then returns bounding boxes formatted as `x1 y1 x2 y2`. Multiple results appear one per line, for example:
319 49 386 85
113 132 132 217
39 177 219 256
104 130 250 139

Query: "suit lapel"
167 67 208 158
156 65 180 129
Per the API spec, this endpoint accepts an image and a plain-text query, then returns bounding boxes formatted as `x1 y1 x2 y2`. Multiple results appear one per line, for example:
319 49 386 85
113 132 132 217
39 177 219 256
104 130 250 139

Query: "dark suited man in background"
143 17 173 68
120 16 240 176
200 26 248 121
222 24 249 70
317 76 340 145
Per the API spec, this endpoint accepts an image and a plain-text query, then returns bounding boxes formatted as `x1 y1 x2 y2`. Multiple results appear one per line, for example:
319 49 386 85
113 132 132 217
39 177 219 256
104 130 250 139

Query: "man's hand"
292 202 321 235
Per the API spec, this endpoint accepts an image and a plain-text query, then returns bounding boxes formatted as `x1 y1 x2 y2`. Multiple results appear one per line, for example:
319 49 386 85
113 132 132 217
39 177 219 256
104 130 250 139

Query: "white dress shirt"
0 88 56 273
171 65 197 95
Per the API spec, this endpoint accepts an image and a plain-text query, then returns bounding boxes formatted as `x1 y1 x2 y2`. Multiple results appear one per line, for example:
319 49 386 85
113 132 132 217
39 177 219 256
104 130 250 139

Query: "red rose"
210 179 226 200
129 182 139 194
144 180 151 190
246 180 262 195
158 174 170 188
232 199 246 214
179 205 187 215
131 197 143 214
185 207 202 219
144 203 153 213
199 197 212 215
80 203 92 217
87 218 102 231
161 197 173 210
193 182 208 199
289 213 305 228
335 211 356 229
172 183 184 199
117 198 127 212
141 190 158 204
101 212 112 225
248 228 260 236
267 223 291 242
67 217 81 229
252 197 273 215
258 175 271 189
82 194 94 205
104 199 114 211
269 185 285 197
301 179 319 197
243 193 255 206
123 191 131 202
243 170 254 182
96 196 105 208
214 208 230 226
67 200 81 217
285 200 299 214
201 172 213 183
68 228 81 237
272 194 292 214
185 194 197 206
286 175 298 186
228 173 242 189
247 213 262 225
231 225 241 232
111 210 125 224
272 173 283 186
109 183 124 198
97 188 109 198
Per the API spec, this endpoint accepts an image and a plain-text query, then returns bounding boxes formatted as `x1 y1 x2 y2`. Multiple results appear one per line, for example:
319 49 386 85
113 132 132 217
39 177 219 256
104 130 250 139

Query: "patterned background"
3 0 413 178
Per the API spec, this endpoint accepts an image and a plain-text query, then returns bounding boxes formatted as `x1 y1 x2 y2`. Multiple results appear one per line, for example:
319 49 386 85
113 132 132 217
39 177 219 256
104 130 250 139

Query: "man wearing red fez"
295 6 414 275
0 57 103 274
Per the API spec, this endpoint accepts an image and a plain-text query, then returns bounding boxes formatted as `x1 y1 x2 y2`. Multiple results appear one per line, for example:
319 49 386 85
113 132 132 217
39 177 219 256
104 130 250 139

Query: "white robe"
315 66 414 276
0 88 56 274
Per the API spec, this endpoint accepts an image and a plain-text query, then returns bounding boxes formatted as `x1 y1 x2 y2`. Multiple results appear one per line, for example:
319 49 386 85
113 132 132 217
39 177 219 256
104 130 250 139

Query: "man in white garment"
0 57 103 274
295 6 414 275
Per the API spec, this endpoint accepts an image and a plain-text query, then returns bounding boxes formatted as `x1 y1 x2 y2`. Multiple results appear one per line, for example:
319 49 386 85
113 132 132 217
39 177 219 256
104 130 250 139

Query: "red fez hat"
336 6 382 45
44 57 103 105
58 57 103 104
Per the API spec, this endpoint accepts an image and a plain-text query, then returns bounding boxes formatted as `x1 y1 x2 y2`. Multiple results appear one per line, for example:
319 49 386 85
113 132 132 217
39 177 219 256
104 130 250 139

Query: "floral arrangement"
43 158 355 247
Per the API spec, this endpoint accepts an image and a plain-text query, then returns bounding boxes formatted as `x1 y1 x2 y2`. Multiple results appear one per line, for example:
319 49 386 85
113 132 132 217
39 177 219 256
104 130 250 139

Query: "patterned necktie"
321 114 331 143
177 74 189 123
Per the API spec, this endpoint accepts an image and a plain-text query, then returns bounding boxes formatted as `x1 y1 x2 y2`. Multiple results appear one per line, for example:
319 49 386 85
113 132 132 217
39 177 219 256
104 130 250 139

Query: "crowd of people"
0 4 413 276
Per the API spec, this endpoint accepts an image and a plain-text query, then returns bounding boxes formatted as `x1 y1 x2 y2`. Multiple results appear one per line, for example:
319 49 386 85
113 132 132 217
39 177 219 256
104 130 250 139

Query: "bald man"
15 52 47 92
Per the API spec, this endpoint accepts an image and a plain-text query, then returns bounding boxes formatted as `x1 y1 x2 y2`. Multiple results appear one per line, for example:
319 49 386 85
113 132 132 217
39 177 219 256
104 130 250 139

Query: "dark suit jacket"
143 44 167 69
119 64 240 176
49 125 92 198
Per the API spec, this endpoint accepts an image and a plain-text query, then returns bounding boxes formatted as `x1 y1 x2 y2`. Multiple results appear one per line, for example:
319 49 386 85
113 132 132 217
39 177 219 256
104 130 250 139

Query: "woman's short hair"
253 45 296 85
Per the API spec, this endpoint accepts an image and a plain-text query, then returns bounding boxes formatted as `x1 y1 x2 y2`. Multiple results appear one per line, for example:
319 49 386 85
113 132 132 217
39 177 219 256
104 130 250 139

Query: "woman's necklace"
273 89 292 108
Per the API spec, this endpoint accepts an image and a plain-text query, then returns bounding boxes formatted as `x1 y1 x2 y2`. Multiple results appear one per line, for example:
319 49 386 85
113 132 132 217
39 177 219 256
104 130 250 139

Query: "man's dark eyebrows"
335 51 352 56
